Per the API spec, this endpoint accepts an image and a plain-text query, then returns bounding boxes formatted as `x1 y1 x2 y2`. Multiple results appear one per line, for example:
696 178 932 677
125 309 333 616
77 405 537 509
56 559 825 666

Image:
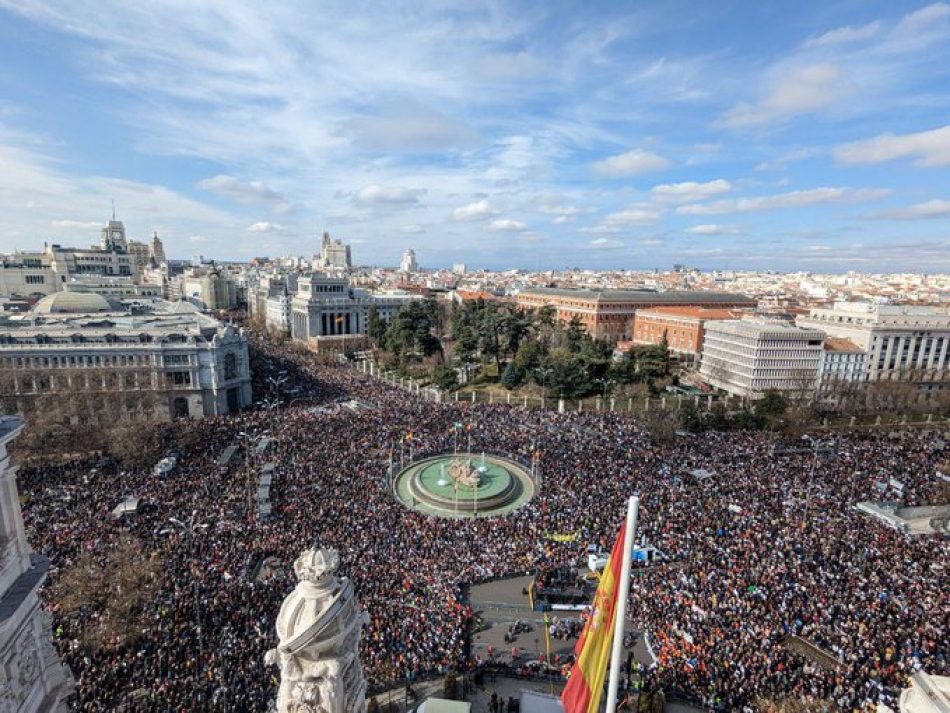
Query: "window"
224 353 237 380
25 275 45 284
164 354 189 366
169 371 191 385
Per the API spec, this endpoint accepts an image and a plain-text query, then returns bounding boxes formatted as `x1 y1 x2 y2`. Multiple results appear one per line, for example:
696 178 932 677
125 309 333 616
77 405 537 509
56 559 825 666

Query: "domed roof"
33 291 113 314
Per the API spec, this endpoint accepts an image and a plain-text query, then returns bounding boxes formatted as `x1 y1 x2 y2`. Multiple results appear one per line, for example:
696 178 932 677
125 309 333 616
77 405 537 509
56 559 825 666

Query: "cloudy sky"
1 1 949 271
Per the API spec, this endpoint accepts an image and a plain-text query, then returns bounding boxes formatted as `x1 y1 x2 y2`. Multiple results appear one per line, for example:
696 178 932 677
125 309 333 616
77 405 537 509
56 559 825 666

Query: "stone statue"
265 547 368 713
447 458 481 489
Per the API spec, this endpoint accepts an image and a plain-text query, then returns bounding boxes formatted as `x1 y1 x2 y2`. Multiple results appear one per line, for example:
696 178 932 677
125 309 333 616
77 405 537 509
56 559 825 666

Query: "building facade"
818 338 867 392
315 232 352 270
0 416 74 711
290 276 417 343
517 288 757 343
399 249 418 274
0 219 145 299
632 306 746 357
265 289 292 334
699 318 825 398
0 295 252 419
796 302 950 390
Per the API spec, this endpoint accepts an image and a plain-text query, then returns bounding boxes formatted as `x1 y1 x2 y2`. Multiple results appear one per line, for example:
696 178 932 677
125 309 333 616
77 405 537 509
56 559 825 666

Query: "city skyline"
1 1 950 271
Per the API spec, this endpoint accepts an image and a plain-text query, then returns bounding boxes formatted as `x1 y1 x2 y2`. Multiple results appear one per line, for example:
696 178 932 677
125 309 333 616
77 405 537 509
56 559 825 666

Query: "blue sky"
1 1 949 271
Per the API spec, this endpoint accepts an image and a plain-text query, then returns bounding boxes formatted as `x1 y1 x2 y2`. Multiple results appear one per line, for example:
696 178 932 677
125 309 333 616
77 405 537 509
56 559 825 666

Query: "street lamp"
535 367 553 393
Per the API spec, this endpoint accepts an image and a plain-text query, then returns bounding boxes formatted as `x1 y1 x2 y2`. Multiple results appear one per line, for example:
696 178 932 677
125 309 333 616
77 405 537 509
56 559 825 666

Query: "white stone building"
699 318 825 398
0 219 144 299
0 416 73 711
265 289 293 334
0 294 251 419
818 337 867 391
290 276 417 343
796 302 950 390
315 232 352 270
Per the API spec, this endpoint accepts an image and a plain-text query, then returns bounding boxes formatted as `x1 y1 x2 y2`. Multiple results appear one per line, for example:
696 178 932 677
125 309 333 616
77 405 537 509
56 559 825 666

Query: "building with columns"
290 275 417 344
796 302 950 391
0 415 74 711
0 293 251 419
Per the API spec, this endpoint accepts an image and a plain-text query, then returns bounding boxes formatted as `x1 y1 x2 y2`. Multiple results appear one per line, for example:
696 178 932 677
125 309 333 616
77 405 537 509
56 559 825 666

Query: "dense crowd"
18 332 949 711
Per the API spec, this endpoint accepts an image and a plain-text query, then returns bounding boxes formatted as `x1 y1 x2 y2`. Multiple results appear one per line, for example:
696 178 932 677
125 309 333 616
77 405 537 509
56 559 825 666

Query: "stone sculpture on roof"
265 546 368 713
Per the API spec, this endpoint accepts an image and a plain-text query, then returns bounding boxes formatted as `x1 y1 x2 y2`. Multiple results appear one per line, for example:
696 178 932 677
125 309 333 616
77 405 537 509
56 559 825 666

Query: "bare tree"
51 537 163 650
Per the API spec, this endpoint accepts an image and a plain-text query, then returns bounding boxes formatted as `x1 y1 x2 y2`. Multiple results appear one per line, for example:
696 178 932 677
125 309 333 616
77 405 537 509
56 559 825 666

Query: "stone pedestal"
0 417 73 712
266 547 367 713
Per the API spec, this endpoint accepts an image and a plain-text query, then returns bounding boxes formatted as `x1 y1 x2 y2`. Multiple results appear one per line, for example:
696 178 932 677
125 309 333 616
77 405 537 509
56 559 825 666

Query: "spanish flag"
561 522 627 713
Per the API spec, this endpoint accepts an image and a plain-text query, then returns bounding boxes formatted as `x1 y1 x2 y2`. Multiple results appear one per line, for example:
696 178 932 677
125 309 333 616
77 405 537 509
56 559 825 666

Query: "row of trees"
364 297 676 398
452 299 673 398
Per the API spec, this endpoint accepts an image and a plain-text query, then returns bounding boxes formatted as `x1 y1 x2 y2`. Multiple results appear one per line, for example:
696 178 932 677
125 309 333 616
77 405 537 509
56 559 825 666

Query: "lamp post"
535 367 553 397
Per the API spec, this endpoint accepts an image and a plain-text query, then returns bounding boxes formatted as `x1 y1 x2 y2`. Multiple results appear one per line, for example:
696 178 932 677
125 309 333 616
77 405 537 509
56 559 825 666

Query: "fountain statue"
447 457 482 489
265 547 368 713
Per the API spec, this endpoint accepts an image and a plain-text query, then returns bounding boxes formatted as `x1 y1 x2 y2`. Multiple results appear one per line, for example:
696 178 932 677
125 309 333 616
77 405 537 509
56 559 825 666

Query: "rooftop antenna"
111 199 116 221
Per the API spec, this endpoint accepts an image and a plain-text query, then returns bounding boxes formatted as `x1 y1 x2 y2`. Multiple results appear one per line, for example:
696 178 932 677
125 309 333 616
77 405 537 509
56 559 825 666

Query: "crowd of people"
17 329 949 711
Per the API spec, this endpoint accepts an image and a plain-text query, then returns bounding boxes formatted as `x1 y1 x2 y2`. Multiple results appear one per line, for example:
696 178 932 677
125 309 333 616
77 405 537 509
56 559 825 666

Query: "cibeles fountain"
265 547 368 713
393 452 536 519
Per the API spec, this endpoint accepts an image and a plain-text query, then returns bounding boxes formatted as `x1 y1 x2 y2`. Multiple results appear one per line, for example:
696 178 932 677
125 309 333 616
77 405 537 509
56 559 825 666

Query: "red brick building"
516 288 755 343
632 306 749 356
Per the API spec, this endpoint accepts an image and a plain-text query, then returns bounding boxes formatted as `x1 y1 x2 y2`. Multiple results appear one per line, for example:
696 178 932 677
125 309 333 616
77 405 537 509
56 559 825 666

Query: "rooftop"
823 337 864 353
635 306 747 320
519 287 755 304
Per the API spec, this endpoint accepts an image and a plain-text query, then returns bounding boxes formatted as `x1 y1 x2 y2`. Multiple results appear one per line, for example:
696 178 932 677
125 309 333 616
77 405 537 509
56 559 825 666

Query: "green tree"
430 364 459 391
367 304 387 347
500 361 522 389
756 389 789 423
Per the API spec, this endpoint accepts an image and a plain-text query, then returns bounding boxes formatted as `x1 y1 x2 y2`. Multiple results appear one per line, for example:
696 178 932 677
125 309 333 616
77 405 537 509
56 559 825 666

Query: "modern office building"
517 288 756 343
699 318 825 398
399 249 418 274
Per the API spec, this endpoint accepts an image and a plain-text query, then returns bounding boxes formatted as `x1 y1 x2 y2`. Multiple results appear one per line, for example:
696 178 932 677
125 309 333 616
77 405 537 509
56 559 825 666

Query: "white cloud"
552 215 573 224
589 237 624 249
833 125 950 167
650 179 731 203
354 185 426 206
870 199 950 220
50 219 101 229
400 224 425 234
488 218 527 232
452 200 495 221
602 205 663 227
345 103 479 152
478 51 544 80
896 3 950 32
248 221 280 232
685 224 734 235
805 21 882 47
535 203 580 215
677 187 890 215
721 64 842 128
591 149 670 177
197 174 287 206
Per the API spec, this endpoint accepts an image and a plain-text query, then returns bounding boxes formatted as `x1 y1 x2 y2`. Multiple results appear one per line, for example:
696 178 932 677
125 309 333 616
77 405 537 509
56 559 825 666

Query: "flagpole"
605 495 639 713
